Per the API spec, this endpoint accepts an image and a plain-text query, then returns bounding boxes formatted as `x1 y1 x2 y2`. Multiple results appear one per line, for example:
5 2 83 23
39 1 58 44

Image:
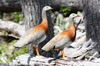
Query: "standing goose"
42 14 77 58
13 6 52 56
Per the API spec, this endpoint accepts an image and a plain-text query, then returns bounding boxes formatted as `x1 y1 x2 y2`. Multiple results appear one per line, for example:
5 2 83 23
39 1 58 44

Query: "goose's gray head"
42 6 52 11
69 13 79 19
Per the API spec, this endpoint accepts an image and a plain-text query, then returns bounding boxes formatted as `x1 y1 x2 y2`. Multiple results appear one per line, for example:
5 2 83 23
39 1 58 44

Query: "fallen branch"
64 39 96 58
0 19 25 38
55 59 100 66
10 53 100 66
10 54 55 66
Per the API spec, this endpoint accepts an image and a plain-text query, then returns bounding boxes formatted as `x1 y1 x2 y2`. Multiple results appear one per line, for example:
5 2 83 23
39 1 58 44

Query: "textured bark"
50 0 82 11
82 0 100 52
0 0 21 12
20 0 54 55
0 0 82 12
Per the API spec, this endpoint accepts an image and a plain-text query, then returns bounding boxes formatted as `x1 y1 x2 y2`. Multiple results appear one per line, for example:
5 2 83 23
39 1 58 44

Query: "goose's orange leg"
61 50 65 58
32 46 40 56
36 48 40 56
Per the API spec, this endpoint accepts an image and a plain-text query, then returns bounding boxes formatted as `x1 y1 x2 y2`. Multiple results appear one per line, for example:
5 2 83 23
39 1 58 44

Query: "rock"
10 54 55 66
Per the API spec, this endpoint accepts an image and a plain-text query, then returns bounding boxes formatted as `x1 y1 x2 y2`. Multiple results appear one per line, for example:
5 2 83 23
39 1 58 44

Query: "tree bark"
82 0 100 52
50 0 82 11
0 0 21 12
0 0 82 12
20 0 54 55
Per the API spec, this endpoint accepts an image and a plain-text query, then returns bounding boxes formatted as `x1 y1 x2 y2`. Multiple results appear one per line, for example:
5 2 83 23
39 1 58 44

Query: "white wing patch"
14 28 46 47
55 37 71 49
32 31 46 44
42 36 59 51
42 35 72 51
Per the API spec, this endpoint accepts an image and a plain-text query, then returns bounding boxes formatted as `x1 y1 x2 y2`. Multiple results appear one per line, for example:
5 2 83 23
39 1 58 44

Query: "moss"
59 8 71 17
11 12 23 23
13 46 27 57
0 39 27 63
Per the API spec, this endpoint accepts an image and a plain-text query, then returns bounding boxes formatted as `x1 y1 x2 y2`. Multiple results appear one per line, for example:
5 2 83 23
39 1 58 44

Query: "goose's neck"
69 24 75 30
69 17 74 25
41 10 48 26
42 10 47 21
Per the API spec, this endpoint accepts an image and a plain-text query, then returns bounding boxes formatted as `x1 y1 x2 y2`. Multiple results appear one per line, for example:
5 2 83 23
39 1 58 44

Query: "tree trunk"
0 0 82 12
20 0 54 55
82 0 100 52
